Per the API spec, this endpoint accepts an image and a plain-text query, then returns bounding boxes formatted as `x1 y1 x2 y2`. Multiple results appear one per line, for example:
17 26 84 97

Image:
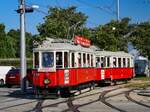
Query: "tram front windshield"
42 52 54 68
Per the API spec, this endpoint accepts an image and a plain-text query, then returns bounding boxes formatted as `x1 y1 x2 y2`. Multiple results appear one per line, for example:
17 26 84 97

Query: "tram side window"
78 53 81 67
56 52 62 68
101 57 104 68
118 58 121 67
96 57 101 67
34 52 39 68
127 58 130 67
107 57 110 67
64 52 69 68
87 54 90 67
71 53 75 67
91 54 93 67
83 53 86 67
123 58 126 67
113 57 117 67
42 52 54 68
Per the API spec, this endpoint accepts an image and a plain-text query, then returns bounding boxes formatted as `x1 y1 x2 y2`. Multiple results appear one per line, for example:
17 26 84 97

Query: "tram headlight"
44 78 50 85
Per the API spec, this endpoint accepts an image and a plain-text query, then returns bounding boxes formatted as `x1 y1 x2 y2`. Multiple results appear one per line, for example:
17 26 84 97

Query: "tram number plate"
101 69 105 80
64 70 69 84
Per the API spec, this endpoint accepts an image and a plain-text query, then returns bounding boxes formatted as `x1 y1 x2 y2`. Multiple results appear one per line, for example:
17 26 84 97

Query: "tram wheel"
111 80 117 86
60 88 70 97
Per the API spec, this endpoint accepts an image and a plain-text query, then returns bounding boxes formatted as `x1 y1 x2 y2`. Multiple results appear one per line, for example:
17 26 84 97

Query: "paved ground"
0 85 150 112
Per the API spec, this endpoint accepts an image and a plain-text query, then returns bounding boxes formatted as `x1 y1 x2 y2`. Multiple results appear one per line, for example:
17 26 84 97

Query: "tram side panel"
104 68 111 81
96 68 112 84
57 69 77 87
76 68 97 84
121 68 134 79
52 68 97 88
33 71 57 87
110 68 134 81
33 68 98 89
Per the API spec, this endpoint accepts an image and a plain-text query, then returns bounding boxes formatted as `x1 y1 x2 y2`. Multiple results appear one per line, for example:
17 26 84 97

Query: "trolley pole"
117 0 120 21
19 0 27 93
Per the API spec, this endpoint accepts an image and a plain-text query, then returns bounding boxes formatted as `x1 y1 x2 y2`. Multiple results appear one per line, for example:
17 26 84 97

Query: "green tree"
37 6 88 40
7 29 20 57
93 18 131 51
0 23 7 58
0 24 16 58
129 22 150 59
7 29 33 58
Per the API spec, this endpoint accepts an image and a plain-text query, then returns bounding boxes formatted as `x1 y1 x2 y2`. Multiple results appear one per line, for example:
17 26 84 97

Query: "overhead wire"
75 0 116 16
102 0 116 14
26 0 102 27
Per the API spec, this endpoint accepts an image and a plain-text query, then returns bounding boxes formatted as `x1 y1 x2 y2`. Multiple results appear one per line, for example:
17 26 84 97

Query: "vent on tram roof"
51 39 71 43
95 49 104 51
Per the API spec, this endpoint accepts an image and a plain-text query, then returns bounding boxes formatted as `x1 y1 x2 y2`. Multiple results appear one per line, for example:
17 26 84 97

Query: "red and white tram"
95 51 134 84
32 37 134 95
33 38 97 94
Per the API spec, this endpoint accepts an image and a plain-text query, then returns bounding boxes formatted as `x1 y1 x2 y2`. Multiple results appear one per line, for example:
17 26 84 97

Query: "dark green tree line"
0 24 33 58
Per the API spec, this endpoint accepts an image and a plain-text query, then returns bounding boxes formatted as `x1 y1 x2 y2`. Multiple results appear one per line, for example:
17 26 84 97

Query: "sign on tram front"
74 36 91 47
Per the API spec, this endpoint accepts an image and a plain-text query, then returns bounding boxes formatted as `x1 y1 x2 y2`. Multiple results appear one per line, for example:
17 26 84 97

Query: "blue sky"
0 0 150 34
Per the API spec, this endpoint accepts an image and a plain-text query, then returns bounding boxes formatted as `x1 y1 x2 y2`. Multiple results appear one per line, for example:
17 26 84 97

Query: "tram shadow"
97 83 111 87
6 87 60 100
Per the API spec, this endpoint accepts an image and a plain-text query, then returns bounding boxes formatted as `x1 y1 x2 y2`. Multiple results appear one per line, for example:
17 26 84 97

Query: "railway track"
99 88 127 112
1 86 150 112
32 87 129 112
32 99 44 112
42 88 102 112
125 90 150 108
32 87 102 112
99 88 150 112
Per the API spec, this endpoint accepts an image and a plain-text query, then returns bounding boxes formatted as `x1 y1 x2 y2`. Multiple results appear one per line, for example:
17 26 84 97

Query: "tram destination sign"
74 36 91 47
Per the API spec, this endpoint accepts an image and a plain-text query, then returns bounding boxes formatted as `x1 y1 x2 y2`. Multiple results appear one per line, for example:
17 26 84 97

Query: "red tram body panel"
110 68 134 80
33 68 97 88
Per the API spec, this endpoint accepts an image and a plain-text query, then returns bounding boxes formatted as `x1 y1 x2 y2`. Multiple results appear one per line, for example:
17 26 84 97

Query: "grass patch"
125 77 150 89
133 77 150 81
125 82 150 89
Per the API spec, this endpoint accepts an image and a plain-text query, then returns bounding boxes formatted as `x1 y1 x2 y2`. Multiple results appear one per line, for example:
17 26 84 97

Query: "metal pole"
72 21 81 39
117 0 120 21
20 0 27 92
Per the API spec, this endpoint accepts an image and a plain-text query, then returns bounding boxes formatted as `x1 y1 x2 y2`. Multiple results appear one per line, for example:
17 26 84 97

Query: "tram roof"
95 50 133 58
33 38 96 53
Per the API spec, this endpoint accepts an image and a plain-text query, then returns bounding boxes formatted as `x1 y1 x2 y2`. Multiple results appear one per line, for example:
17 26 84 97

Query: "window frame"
41 51 54 68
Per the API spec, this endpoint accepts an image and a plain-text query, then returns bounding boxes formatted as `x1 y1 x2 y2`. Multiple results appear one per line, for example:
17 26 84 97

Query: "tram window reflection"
64 52 69 68
107 57 110 67
113 57 116 67
123 58 126 67
34 52 39 68
71 53 75 67
83 53 86 67
78 53 81 67
96 57 101 67
91 54 93 67
42 52 54 68
127 58 130 67
56 52 62 68
87 54 90 67
118 58 121 67
101 57 104 68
